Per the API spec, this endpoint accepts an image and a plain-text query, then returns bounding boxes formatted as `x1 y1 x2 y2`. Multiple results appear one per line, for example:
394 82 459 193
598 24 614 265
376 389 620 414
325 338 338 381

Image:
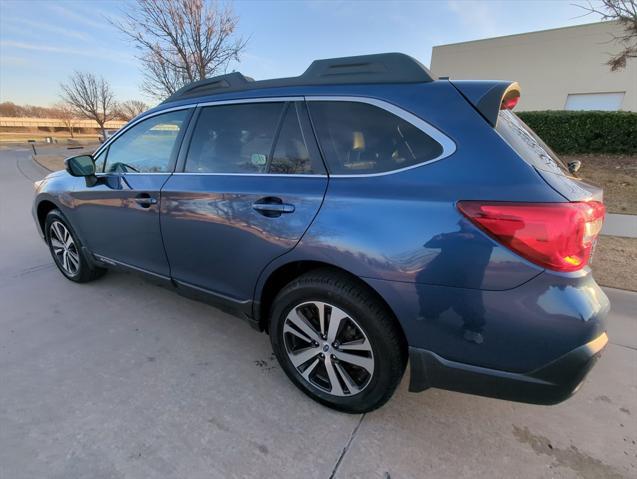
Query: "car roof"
161 53 437 105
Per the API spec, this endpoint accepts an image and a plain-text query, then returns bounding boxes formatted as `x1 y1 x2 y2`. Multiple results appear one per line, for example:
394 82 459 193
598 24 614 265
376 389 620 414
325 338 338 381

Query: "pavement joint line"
328 413 365 479
16 157 37 182
609 342 637 352
31 154 54 172
15 156 33 182
17 156 47 183
11 263 55 278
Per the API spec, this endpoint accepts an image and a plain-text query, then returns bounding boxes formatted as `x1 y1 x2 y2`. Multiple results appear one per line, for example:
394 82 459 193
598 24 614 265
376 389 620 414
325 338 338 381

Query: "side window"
269 103 324 175
308 101 443 175
104 110 189 173
185 102 284 173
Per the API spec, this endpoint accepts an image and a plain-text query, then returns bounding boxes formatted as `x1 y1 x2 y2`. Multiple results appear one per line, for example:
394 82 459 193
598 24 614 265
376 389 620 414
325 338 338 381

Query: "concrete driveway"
1 147 635 479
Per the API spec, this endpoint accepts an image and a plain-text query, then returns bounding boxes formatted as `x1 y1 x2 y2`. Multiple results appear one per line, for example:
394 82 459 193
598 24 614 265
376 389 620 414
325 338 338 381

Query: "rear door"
160 99 328 303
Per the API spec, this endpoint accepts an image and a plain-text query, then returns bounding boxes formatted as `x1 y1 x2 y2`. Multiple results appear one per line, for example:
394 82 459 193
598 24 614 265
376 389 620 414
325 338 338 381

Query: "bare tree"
140 49 191 99
111 0 247 100
116 100 149 121
0 102 66 118
60 72 116 140
52 102 78 138
0 102 24 117
578 0 637 70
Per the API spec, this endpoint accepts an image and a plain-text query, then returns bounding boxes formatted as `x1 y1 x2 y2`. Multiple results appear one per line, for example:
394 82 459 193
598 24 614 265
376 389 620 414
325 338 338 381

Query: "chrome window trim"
180 97 311 176
94 104 195 176
95 172 174 176
172 172 328 178
305 96 456 178
93 95 456 178
93 104 196 159
196 96 304 108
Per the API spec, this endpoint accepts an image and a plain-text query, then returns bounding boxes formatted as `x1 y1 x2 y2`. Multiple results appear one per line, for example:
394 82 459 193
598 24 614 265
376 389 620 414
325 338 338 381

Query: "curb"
602 214 637 239
31 154 54 172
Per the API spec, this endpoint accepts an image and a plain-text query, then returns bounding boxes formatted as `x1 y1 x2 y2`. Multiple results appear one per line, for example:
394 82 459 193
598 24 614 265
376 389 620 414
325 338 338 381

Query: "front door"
71 108 192 276
160 100 328 303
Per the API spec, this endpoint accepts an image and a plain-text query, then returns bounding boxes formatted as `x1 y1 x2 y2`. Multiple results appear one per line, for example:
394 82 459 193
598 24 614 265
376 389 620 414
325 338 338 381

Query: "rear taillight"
500 88 520 110
457 201 605 272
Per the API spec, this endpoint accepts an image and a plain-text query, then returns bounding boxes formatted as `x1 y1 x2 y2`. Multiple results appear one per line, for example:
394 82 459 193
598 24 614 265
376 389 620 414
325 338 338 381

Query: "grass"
34 154 69 171
591 235 637 292
0 132 100 143
565 154 637 215
32 143 99 172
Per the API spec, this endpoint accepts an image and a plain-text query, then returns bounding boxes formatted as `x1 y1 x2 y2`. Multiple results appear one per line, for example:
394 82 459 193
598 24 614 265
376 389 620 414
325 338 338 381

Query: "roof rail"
162 53 436 104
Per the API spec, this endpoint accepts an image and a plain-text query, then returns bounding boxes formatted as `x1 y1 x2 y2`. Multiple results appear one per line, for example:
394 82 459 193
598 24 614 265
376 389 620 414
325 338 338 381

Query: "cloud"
5 17 91 41
44 2 113 31
238 52 284 79
0 55 29 67
446 0 499 38
1 40 81 54
0 40 135 65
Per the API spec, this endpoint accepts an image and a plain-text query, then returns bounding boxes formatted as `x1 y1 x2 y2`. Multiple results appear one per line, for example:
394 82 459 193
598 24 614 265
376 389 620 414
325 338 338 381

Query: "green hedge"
516 110 637 155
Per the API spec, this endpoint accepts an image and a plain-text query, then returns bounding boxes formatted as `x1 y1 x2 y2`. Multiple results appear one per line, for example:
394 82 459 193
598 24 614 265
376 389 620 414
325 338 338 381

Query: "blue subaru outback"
33 53 609 413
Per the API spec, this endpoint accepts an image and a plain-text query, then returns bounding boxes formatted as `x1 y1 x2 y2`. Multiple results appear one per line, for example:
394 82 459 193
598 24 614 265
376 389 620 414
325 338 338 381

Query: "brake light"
457 201 605 272
500 89 520 110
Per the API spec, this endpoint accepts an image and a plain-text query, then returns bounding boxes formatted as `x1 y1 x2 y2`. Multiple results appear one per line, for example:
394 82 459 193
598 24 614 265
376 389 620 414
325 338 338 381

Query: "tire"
269 269 406 413
45 209 106 283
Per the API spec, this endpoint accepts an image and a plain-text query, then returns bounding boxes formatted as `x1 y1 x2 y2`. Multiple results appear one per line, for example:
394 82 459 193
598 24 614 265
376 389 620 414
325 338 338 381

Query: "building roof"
432 20 619 49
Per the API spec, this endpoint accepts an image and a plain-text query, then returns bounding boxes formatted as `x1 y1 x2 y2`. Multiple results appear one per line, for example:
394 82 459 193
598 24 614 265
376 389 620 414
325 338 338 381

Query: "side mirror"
65 155 96 177
567 160 582 175
65 154 99 187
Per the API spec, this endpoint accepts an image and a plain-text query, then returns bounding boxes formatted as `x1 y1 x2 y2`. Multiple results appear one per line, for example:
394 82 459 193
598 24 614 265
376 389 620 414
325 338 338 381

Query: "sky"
0 0 605 107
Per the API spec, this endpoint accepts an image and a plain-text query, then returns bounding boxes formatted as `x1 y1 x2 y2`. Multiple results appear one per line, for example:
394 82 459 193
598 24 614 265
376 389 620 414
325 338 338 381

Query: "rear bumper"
409 332 608 405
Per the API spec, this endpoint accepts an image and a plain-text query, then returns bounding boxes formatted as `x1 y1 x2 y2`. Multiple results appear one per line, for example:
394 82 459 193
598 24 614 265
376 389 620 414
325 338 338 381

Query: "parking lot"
1 146 635 479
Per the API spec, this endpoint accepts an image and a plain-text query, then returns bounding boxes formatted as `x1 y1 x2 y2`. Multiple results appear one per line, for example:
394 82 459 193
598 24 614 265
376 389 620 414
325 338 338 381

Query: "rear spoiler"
449 80 520 127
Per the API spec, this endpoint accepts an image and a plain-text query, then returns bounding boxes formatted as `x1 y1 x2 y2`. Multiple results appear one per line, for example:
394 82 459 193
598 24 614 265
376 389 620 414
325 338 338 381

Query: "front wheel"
269 269 406 413
45 209 106 283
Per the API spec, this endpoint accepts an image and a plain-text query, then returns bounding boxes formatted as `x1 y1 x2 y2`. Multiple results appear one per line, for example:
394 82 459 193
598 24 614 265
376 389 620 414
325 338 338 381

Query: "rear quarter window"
308 101 444 175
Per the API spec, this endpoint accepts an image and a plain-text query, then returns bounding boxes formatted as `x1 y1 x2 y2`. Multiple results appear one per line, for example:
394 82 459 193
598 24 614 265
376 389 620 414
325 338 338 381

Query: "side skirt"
173 279 260 330
92 253 260 330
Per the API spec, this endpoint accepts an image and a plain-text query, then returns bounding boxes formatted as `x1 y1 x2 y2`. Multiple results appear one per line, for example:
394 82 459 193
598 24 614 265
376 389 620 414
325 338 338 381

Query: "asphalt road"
1 147 635 479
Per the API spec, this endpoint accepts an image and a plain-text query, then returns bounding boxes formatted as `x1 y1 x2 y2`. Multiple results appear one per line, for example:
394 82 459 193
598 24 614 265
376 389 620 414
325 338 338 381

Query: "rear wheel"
45 209 106 283
269 269 406 413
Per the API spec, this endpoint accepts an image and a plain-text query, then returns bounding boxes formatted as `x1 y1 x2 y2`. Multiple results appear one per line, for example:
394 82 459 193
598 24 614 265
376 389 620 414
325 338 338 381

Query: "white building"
430 21 637 112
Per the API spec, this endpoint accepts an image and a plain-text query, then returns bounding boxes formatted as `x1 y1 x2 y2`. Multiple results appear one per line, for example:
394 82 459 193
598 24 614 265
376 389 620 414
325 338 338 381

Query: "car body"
33 53 609 412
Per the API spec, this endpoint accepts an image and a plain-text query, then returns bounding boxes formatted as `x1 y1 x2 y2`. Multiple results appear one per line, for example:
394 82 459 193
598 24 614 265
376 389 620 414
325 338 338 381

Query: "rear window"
496 110 569 176
270 103 324 174
186 102 283 173
185 101 325 175
308 101 443 175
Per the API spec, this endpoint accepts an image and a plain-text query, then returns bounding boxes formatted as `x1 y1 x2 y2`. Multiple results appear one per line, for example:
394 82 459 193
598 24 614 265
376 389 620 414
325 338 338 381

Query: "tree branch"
109 0 247 100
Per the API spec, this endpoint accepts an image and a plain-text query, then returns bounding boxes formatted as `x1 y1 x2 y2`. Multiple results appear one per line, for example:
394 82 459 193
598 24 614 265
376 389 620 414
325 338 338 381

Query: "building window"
564 92 625 111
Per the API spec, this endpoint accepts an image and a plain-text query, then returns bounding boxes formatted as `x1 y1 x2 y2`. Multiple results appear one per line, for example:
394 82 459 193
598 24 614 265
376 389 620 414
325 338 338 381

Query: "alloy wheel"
49 221 80 276
283 301 375 397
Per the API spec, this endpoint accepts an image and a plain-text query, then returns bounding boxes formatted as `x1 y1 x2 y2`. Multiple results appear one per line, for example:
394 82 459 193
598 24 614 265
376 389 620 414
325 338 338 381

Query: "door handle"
252 197 295 217
134 193 157 208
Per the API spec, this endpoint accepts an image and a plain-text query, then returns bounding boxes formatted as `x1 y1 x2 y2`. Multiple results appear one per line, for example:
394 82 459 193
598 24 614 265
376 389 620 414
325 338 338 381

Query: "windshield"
495 109 570 176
